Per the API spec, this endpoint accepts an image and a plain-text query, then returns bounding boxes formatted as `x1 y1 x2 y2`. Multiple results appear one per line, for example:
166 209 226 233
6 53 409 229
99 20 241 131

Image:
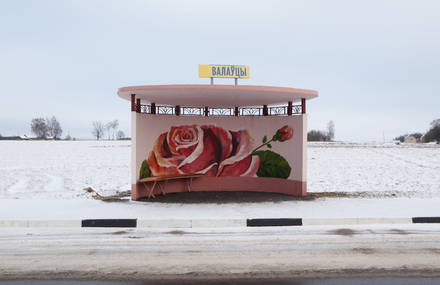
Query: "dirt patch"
329 228 357 236
352 247 376 255
167 230 187 235
390 229 410 235
309 191 400 199
87 249 97 255
111 230 129 235
424 248 440 254
96 190 419 204
138 191 315 204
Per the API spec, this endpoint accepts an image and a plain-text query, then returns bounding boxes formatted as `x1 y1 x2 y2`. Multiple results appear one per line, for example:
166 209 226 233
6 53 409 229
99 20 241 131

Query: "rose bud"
273 125 293 142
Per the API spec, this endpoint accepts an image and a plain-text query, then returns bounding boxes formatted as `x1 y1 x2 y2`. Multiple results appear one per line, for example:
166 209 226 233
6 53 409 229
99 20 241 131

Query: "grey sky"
1 0 439 141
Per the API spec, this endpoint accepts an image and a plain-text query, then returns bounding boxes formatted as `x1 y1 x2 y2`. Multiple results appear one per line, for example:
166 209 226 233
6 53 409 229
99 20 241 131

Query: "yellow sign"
199 64 250 79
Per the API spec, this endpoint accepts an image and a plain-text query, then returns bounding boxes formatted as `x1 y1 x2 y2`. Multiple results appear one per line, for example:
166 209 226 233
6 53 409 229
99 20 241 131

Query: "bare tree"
104 120 119 140
46 116 63 139
111 120 119 140
104 122 112 140
92 121 104 140
308 130 330 141
31 118 48 139
431 119 440 127
327 120 335 141
116 130 125 140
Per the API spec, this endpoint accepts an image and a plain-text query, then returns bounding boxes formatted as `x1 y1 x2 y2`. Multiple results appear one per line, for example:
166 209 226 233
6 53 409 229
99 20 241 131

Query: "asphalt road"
1 224 440 280
2 279 440 285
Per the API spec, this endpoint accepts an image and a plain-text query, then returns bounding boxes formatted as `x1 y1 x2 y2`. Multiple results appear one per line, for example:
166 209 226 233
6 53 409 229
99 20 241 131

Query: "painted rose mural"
139 125 294 179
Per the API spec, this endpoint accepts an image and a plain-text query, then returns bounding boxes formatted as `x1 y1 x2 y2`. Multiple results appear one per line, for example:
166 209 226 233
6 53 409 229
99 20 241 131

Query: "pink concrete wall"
131 114 307 199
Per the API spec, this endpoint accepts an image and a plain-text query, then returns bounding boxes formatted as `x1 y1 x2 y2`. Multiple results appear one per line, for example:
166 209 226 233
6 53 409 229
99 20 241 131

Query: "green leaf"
139 160 151 179
262 135 267 143
254 150 291 179
267 143 272 148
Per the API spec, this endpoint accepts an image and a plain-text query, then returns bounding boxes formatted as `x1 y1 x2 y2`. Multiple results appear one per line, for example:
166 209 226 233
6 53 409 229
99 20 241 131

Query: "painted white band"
302 218 412 226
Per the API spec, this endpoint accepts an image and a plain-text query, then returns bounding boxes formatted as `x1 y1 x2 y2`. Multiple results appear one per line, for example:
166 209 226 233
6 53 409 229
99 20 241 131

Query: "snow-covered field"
0 140 439 219
0 141 130 199
308 142 440 197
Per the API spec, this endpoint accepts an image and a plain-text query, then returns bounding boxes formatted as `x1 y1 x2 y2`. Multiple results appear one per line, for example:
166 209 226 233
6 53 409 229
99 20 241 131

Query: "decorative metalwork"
157 105 174 115
138 104 302 116
140 104 151 114
269 106 287 116
292 105 302 114
209 108 234 116
240 107 262 116
181 107 203 116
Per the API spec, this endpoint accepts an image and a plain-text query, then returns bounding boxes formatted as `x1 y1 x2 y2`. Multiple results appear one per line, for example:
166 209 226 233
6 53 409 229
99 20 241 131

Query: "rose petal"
167 125 200 156
178 127 218 174
152 133 185 168
218 155 260 177
147 150 180 177
202 125 233 161
217 130 254 175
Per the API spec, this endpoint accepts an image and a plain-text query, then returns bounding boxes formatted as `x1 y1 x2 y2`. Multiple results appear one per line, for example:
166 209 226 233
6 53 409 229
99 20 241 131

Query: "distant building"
404 135 417 143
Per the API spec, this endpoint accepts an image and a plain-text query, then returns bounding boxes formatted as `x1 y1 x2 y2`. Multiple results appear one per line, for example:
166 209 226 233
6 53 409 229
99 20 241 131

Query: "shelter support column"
301 98 306 114
287 101 292 115
175 105 181 116
263 105 268 116
136 99 141 113
131 102 138 199
151 103 156 115
131 94 136 112
299 113 308 195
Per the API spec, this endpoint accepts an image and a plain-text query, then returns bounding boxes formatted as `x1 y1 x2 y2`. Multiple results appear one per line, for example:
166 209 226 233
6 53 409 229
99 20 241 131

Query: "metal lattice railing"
181 107 204 116
138 104 302 116
156 105 174 115
240 107 262 116
209 108 234 116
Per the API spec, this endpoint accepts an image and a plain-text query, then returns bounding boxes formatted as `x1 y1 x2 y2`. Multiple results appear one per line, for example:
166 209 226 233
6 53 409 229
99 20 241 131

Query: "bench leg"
158 180 167 195
186 177 193 192
146 181 157 198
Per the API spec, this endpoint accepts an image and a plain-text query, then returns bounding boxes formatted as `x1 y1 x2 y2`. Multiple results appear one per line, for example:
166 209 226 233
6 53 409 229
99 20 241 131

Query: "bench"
138 174 204 198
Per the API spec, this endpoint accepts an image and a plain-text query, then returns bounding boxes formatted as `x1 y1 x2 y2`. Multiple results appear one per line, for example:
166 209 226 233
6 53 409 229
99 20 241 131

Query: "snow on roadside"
1 197 440 219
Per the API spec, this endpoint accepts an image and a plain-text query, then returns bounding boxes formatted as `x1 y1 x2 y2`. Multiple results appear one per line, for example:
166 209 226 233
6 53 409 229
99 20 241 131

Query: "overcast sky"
0 0 439 141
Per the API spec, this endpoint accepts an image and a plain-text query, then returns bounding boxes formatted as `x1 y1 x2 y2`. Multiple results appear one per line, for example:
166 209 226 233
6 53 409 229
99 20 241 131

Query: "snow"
308 142 440 196
0 140 439 219
0 140 130 199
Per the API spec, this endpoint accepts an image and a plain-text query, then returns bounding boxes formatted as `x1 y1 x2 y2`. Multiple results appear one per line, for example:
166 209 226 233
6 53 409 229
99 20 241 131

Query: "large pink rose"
147 125 260 177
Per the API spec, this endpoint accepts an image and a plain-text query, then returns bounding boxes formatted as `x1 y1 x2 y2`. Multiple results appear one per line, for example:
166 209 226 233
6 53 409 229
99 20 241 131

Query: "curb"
0 217 439 228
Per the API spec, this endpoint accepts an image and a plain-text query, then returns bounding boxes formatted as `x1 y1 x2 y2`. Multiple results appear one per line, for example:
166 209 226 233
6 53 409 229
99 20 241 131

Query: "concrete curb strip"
0 217 439 228
302 218 413 225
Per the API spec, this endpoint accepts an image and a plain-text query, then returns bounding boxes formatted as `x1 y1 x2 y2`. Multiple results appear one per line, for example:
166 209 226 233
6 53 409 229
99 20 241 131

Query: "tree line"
394 119 440 143
27 117 127 140
30 116 63 139
91 120 125 140
307 120 335 141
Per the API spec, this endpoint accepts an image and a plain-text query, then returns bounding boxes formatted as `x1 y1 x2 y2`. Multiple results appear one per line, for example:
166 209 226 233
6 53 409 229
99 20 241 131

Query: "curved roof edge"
117 84 318 107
